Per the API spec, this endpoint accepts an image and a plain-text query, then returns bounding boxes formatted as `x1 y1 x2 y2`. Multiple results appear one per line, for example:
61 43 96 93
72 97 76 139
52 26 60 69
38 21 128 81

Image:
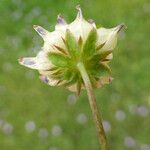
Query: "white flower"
19 6 125 93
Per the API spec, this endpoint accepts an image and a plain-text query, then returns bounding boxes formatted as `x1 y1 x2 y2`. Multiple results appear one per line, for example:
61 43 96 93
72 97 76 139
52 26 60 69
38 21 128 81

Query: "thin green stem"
77 62 109 150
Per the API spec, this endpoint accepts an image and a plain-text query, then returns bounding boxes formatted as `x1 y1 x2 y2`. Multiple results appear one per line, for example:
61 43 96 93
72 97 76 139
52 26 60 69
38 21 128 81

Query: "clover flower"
19 6 124 95
19 6 125 150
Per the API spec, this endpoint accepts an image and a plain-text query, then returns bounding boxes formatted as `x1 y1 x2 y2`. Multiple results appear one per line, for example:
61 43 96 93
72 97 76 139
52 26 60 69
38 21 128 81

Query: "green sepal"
48 53 69 68
89 50 112 64
82 28 97 58
98 50 112 60
66 29 78 57
89 63 111 78
76 81 82 96
96 43 105 51
50 69 64 79
62 73 78 87
78 36 83 49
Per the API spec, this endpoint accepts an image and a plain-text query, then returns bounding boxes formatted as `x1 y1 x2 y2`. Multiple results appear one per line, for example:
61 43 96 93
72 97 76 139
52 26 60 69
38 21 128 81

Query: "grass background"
0 0 150 150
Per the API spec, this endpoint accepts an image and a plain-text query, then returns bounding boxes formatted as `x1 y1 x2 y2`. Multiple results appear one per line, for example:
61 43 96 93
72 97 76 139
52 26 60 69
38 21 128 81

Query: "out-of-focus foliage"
0 0 150 150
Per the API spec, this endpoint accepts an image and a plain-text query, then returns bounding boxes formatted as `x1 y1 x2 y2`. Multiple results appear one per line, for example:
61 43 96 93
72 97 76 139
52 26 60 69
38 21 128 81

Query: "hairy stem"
77 62 109 150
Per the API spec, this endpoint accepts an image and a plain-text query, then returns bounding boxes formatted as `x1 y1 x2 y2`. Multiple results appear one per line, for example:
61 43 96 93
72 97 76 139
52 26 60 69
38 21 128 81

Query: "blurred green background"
0 0 150 150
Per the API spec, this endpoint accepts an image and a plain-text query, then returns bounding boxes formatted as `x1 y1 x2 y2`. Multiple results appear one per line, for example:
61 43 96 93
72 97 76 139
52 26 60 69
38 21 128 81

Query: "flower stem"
77 62 109 150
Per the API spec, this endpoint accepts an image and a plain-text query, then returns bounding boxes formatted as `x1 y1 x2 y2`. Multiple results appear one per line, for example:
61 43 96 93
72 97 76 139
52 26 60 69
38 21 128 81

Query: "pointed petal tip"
33 25 48 39
18 57 25 66
57 14 62 20
18 57 23 63
116 23 127 33
88 19 96 28
88 19 94 24
39 75 49 84
109 77 114 82
33 25 38 29
18 57 37 69
57 14 67 25
76 4 83 19
76 4 81 10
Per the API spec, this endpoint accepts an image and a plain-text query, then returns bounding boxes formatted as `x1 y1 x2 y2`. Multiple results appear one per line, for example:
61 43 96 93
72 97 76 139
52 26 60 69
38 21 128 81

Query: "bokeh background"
0 0 150 150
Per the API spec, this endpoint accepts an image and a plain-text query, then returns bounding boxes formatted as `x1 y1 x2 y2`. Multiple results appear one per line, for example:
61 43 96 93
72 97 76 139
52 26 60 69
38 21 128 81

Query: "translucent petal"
40 75 59 86
96 76 114 88
33 25 67 53
43 30 67 53
55 15 68 31
68 7 93 42
19 51 52 70
67 83 84 92
67 83 78 92
97 24 125 51
33 25 50 40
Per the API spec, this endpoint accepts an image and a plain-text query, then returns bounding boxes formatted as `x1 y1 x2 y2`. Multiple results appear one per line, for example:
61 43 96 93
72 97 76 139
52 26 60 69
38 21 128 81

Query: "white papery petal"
96 76 114 88
33 25 50 40
67 83 84 92
55 15 68 32
97 24 125 51
19 51 52 70
40 75 59 86
69 19 93 42
67 84 77 92
68 6 93 42
43 30 66 53
33 25 66 53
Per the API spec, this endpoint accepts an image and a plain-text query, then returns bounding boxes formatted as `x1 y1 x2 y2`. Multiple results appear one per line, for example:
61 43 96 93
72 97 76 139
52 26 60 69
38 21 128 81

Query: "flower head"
19 6 125 94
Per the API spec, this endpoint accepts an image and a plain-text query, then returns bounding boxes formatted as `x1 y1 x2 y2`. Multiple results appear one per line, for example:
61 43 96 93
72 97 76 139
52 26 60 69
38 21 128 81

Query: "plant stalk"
77 62 109 150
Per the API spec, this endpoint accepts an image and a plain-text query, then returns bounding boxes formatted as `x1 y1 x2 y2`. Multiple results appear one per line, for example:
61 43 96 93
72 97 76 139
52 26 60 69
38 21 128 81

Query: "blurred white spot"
38 128 48 139
76 113 88 124
49 147 58 150
32 36 41 46
137 106 149 117
129 104 138 114
110 93 121 102
0 47 4 54
40 16 49 25
67 94 77 105
24 7 41 23
11 36 22 48
115 110 126 121
143 3 150 13
102 120 111 133
25 121 36 133
2 62 13 72
12 11 23 21
0 85 7 94
12 0 22 6
124 136 136 148
6 36 21 48
140 144 150 150
21 28 33 37
31 7 42 17
0 119 4 128
2 122 13 135
25 71 35 79
51 125 62 137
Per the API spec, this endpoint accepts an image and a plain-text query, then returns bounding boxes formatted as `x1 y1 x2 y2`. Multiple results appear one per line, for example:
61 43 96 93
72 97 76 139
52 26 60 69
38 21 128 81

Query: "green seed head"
19 6 125 94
